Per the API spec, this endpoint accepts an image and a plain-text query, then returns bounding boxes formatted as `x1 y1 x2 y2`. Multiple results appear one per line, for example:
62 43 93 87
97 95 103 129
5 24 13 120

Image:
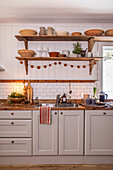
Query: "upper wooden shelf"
15 35 93 41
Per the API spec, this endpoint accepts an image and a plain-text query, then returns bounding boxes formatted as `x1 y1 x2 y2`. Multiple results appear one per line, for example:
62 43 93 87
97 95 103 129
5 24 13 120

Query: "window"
103 46 113 99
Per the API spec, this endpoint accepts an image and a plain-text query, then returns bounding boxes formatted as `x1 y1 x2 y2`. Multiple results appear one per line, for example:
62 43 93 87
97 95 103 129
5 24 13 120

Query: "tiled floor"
0 165 113 170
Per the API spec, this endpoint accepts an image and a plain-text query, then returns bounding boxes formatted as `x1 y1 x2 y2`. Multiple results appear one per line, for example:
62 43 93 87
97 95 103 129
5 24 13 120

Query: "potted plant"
72 42 82 57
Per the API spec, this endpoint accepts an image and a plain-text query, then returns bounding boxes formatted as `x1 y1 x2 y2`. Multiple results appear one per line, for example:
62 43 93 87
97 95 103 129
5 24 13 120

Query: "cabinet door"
85 110 113 155
33 110 58 155
0 120 32 137
59 110 84 155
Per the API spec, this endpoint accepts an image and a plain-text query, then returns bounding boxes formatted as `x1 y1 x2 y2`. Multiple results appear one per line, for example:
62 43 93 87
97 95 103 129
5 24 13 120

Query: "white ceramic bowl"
56 31 69 35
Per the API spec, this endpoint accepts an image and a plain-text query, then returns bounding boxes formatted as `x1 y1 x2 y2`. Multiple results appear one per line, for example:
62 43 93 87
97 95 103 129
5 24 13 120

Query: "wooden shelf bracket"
24 60 28 75
89 59 95 75
88 38 95 52
23 38 28 49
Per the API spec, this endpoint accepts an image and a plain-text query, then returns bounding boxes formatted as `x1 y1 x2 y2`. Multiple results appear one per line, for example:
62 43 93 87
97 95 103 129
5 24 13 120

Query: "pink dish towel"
40 106 51 124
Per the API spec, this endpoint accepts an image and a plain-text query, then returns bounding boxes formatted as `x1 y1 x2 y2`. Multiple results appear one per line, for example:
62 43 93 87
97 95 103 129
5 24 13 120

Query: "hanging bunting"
43 65 47 68
77 65 80 68
20 61 23 64
64 63 67 67
30 65 34 68
27 61 92 71
37 66 41 69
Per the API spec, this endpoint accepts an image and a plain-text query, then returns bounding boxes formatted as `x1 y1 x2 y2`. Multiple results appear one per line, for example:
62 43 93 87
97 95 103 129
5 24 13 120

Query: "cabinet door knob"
103 112 106 115
11 112 14 115
11 141 14 144
55 112 57 115
11 122 14 125
61 112 63 115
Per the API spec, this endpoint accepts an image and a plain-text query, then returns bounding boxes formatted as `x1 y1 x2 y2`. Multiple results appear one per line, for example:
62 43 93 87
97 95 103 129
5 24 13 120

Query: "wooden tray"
82 104 106 108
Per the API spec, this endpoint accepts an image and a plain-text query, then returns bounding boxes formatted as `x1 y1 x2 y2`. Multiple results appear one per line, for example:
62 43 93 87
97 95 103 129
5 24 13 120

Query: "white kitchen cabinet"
0 138 32 155
0 110 32 156
33 110 58 155
33 110 84 156
59 110 84 155
0 120 32 137
85 110 113 155
0 110 32 119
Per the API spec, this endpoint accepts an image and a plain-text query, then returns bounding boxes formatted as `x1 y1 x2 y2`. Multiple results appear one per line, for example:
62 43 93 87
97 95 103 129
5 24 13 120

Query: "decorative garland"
20 61 97 69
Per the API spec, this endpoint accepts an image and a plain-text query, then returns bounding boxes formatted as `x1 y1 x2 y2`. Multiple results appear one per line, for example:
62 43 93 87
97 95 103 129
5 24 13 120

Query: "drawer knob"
11 122 14 125
11 112 14 115
11 141 14 144
61 112 63 115
55 112 57 115
103 112 106 115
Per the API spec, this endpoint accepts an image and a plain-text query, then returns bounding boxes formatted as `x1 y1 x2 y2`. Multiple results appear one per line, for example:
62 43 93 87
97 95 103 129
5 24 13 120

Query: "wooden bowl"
18 49 36 57
71 32 82 36
49 52 60 57
105 29 113 36
19 29 37 35
84 29 104 36
9 97 24 103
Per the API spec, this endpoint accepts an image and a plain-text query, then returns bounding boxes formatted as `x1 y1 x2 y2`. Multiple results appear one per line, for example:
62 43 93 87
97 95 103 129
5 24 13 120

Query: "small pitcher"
39 27 46 35
46 27 55 35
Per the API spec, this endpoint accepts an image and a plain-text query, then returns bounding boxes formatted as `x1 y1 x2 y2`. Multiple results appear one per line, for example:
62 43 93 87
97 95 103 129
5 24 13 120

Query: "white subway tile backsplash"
0 82 96 99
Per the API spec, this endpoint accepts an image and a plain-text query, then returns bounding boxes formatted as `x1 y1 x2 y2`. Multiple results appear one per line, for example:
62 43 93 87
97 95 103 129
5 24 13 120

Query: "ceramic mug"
62 50 70 56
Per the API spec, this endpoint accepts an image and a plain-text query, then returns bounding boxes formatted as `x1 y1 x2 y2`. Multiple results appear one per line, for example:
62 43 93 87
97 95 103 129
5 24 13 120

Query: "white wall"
0 23 113 99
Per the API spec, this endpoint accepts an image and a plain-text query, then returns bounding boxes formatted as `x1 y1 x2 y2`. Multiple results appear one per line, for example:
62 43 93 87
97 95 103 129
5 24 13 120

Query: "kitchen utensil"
49 52 60 57
19 29 37 35
84 29 104 36
18 49 36 57
71 32 82 36
99 91 108 102
105 29 113 36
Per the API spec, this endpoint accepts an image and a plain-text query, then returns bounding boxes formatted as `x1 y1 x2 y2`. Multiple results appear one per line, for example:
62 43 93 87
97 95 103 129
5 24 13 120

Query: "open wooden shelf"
15 35 94 51
16 56 103 75
15 35 93 41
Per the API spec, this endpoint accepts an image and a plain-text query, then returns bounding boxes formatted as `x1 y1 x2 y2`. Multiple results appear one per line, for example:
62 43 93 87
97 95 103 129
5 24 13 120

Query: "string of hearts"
20 61 97 69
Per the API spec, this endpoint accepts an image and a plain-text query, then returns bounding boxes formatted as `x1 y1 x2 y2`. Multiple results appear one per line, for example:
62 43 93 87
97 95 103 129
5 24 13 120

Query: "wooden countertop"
0 100 113 110
0 104 113 110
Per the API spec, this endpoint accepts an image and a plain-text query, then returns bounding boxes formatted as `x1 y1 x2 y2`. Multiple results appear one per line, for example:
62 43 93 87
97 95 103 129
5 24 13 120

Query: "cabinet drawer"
0 138 32 155
0 110 32 119
0 120 32 137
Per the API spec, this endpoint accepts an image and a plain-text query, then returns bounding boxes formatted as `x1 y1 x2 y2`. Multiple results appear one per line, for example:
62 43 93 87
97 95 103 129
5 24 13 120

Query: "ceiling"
0 0 113 23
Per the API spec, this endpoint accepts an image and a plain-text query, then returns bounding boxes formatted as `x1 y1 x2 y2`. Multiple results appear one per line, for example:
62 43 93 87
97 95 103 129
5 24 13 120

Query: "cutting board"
25 81 33 104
